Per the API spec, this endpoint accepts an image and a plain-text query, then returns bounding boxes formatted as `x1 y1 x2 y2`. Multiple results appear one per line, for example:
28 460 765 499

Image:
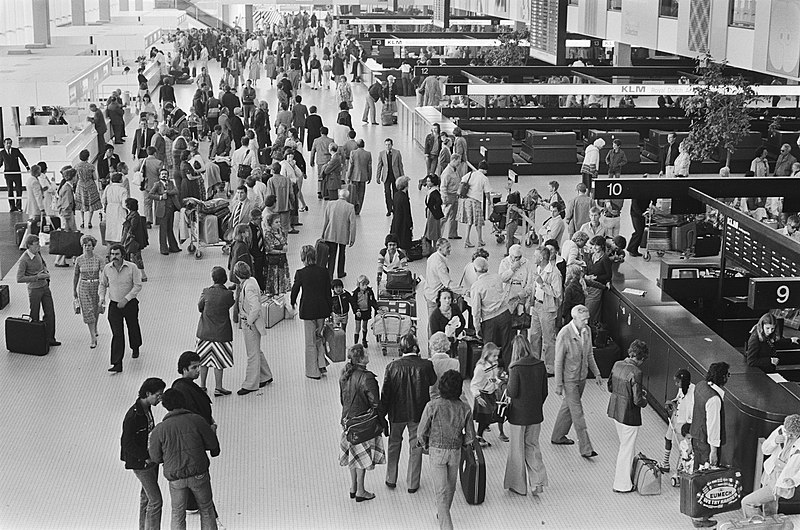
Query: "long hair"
675 369 691 396
341 344 367 382
509 334 533 367
755 313 777 342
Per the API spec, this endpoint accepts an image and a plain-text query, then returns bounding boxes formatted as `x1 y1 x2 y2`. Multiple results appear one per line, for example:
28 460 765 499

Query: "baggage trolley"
182 199 227 259
643 206 671 261
371 312 415 356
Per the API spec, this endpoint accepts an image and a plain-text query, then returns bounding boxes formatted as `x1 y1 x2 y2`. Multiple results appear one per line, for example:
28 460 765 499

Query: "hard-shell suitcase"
673 221 697 252
315 239 329 271
324 322 347 362
460 439 486 505
200 214 219 244
49 230 83 257
588 341 623 379
632 452 662 495
718 515 794 530
0 284 9 309
261 297 285 329
458 337 482 379
406 239 423 262
6 315 49 355
680 466 743 518
376 297 417 319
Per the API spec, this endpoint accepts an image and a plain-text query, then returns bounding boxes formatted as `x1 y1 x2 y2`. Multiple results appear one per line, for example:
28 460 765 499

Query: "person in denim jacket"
418 370 475 530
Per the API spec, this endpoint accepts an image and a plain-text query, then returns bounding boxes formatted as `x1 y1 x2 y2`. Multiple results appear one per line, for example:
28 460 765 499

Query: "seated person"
376 233 408 286
746 313 800 373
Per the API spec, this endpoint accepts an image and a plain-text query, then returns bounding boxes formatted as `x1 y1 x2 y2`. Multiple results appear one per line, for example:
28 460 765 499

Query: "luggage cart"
643 206 671 261
371 312 415 356
182 198 228 259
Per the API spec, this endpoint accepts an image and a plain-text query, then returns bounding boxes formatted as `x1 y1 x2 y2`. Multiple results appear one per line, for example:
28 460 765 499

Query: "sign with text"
445 83 467 95
748 278 800 310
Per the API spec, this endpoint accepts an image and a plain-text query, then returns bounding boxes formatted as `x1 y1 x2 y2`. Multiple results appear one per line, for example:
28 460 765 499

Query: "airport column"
98 0 110 23
613 43 632 67
70 0 85 25
245 5 254 31
32 0 51 46
119 0 129 10
135 0 143 10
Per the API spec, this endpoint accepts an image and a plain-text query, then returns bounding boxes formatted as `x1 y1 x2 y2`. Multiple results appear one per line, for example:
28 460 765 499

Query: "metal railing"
174 0 233 31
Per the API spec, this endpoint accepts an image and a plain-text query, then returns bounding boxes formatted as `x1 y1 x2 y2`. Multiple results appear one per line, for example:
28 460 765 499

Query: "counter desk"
604 263 800 505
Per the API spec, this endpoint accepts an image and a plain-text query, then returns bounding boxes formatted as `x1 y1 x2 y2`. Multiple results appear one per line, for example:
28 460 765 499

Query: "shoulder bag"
344 373 383 445
458 174 471 199
237 150 253 180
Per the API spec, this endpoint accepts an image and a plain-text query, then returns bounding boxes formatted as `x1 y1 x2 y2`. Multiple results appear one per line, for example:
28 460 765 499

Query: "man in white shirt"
688 362 729 528
231 137 254 188
498 244 534 306
424 238 457 315
99 244 144 373
529 247 562 375
470 257 513 368
245 175 268 209
579 207 609 239
461 161 491 247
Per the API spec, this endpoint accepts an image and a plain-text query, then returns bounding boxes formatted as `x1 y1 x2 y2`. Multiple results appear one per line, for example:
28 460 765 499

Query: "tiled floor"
0 57 782 530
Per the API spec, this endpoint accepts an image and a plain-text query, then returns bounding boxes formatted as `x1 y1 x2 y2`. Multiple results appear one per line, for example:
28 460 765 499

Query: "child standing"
662 369 695 473
331 279 352 335
187 107 201 141
677 423 694 483
606 138 628 178
350 275 379 348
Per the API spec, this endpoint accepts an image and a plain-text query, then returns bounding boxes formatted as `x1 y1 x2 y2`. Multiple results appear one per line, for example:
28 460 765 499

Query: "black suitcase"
6 316 49 355
460 439 486 505
457 337 482 379
406 239 423 262
315 239 329 271
0 284 8 309
680 466 742 518
695 233 721 257
588 341 623 379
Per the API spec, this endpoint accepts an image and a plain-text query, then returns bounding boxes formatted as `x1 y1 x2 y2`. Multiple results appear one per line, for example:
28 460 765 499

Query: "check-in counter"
360 58 401 88
604 263 800 507
400 103 457 152
100 60 160 101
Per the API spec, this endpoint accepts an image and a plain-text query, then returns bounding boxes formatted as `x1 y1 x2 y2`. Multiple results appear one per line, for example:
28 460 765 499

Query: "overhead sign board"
748 278 800 310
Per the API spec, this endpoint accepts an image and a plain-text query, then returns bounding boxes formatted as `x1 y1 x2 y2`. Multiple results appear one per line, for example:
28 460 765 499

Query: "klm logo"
621 86 646 94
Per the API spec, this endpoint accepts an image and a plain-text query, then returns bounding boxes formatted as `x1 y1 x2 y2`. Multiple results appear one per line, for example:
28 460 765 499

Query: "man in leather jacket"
380 334 437 494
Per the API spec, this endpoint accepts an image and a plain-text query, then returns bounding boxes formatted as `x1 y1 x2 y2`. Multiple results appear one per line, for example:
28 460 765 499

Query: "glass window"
659 0 679 18
607 0 622 11
729 0 755 28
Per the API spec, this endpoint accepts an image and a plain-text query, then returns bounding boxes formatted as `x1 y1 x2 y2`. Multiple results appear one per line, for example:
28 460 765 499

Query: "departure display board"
724 217 800 277
528 0 566 65
433 0 450 29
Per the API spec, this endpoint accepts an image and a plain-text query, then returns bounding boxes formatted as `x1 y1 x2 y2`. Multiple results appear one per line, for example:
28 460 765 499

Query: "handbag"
385 270 414 292
495 389 510 421
458 176 471 199
511 304 531 330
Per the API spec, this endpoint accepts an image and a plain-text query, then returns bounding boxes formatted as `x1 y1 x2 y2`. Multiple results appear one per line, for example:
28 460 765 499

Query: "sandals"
465 242 475 248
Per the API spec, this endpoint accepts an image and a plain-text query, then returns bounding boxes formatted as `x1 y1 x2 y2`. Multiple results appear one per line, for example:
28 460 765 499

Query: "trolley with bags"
180 197 230 259
371 311 415 356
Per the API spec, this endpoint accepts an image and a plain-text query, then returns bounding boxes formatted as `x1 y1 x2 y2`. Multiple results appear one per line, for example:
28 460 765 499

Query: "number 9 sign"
777 285 790 304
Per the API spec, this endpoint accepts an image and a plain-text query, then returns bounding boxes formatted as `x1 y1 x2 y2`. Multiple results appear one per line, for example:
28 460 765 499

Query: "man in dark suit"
423 124 441 176
380 333 437 493
16 235 59 347
148 168 181 255
132 120 156 161
0 137 30 211
305 106 323 152
626 196 654 258
220 86 241 117
98 144 121 187
229 108 245 150
209 125 232 188
89 103 108 156
346 140 372 215
292 95 308 144
375 138 404 216
659 132 679 178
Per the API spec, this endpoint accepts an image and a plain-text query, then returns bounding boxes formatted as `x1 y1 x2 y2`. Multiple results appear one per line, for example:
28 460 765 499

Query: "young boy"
673 423 693 486
351 275 379 348
606 139 628 178
187 106 201 141
331 279 352 335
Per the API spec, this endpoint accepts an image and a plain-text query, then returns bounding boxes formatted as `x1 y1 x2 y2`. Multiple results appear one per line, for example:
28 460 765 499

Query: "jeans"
133 465 162 530
551 379 594 456
303 318 327 378
242 104 255 128
29 285 56 343
168 473 216 530
386 421 423 490
504 423 548 495
613 420 639 491
741 485 779 518
109 299 142 368
429 447 460 530
529 303 557 373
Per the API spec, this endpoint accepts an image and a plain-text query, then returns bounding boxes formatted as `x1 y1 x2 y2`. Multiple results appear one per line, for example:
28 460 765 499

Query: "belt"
604 213 620 218
535 299 544 304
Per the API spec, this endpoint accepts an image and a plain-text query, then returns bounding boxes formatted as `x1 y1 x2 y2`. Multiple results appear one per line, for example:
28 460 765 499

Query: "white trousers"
613 420 639 491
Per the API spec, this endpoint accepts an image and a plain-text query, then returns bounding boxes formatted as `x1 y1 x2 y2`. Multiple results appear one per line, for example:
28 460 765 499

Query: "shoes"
386 212 391 217
628 251 642 257
659 465 671 473
372 122 379 125
349 491 357 499
582 451 599 459
306 375 321 380
147 222 153 228
108 365 122 373
407 488 418 494
692 519 717 528
214 388 232 396
385 481 396 489
531 485 544 496
49 341 62 347
356 493 375 502
288 229 300 234
547 372 555 378
292 222 303 226
320 367 327 374
90 340 97 349
499 434 509 442
54 263 70 268
448 236 462 239
88 223 92 229
613 487 635 493
161 252 170 255
80 223 85 229
237 388 255 395
476 436 490 448
141 277 148 282
169 248 181 253
551 438 575 445
339 273 347 278
477 241 485 247
132 348 139 358
259 379 273 387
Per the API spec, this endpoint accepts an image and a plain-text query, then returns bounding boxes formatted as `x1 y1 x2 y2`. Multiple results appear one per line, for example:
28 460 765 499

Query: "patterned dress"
263 228 291 295
74 161 102 213
75 253 103 325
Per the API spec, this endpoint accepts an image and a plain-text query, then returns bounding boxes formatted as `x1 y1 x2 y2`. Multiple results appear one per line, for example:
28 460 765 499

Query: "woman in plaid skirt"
339 344 385 502
196 266 235 397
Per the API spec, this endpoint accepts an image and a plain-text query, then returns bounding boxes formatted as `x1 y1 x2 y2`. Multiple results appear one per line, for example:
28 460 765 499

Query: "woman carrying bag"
339 344 385 503
470 342 501 448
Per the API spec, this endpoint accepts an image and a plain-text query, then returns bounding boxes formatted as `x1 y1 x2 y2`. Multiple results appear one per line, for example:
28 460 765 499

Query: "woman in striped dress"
196 266 235 397
74 149 102 229
72 234 103 348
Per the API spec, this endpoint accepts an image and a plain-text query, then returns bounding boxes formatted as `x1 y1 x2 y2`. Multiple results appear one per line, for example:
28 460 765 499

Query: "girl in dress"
263 213 291 296
74 149 102 229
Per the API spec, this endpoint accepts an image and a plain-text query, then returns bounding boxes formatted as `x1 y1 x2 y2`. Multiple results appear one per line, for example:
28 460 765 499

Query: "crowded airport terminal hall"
7 0 800 528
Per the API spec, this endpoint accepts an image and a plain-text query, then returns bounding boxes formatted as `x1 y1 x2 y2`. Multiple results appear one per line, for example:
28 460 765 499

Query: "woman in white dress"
102 172 129 246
